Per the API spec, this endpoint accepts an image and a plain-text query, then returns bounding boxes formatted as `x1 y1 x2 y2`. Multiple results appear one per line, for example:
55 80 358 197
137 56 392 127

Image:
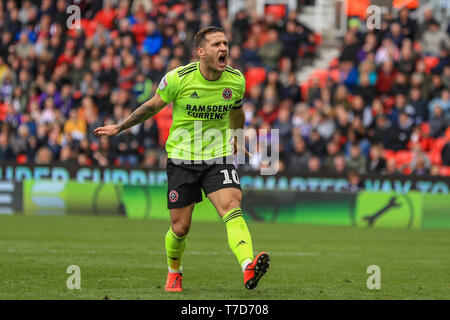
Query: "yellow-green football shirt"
156 62 245 161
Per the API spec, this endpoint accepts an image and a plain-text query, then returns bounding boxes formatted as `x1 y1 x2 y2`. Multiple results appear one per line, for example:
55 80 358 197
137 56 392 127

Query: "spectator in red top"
131 15 148 47
2 0 448 175
56 41 76 67
376 60 397 95
94 0 117 30
258 102 279 125
117 0 131 21
0 98 9 121
118 53 137 91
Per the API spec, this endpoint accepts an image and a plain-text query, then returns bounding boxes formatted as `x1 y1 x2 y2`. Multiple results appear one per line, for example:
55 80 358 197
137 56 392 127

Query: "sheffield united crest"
222 88 232 100
169 190 179 203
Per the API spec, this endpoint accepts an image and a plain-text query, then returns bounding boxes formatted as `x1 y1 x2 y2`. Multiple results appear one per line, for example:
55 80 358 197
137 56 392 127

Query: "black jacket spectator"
368 157 386 173
0 134 16 162
339 32 360 64
409 88 428 123
281 21 303 62
308 130 327 158
138 119 159 150
288 138 311 171
442 142 450 166
372 116 404 151
430 106 448 138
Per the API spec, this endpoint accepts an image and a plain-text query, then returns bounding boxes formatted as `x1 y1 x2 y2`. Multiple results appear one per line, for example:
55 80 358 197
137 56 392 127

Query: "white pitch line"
6 249 449 259
148 251 319 256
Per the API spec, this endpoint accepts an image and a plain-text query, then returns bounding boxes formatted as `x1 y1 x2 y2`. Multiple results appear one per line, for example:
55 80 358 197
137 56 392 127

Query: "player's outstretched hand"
93 124 120 137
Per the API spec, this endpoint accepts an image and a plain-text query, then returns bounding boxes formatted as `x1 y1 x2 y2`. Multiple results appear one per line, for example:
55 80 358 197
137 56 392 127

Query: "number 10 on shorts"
220 169 240 185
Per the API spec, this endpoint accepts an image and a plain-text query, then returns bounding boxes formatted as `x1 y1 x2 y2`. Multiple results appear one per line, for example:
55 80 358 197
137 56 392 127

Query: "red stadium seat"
314 33 322 47
16 154 27 164
420 122 430 136
383 149 395 161
423 56 439 73
308 69 328 88
420 137 433 152
393 0 419 9
152 0 168 5
431 137 448 154
395 150 413 167
244 67 266 93
329 57 339 69
265 4 286 20
403 167 412 175
329 69 340 82
413 41 422 53
300 82 309 102
346 0 370 19
439 166 450 176
428 151 442 165
171 4 185 16
445 127 450 141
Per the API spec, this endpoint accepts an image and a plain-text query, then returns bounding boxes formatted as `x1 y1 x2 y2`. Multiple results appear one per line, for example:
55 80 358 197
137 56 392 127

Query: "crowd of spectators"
0 0 449 177
241 5 450 177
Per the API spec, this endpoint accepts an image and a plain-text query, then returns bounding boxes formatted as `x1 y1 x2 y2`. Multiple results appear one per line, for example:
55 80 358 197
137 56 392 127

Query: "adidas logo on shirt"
190 91 200 98
236 240 247 247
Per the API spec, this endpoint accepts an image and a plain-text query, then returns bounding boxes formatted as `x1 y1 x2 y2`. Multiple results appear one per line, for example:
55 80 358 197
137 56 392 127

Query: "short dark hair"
348 170 359 179
194 26 225 48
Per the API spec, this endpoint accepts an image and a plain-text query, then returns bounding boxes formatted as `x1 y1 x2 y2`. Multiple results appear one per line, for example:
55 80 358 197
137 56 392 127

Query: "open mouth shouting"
218 52 227 68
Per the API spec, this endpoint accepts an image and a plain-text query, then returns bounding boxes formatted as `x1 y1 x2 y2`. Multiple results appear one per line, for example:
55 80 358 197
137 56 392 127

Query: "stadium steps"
296 45 339 84
296 1 340 86
297 2 341 47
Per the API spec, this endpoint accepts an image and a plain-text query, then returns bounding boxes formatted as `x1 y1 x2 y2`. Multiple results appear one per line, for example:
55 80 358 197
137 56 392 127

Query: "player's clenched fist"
93 124 120 137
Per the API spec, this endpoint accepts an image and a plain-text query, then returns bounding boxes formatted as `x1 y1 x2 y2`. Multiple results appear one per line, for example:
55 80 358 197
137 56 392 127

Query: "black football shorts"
166 156 241 209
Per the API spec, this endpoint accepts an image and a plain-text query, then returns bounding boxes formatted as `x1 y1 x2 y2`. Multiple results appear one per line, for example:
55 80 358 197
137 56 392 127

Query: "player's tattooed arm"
118 94 167 133
117 104 157 133
94 94 168 137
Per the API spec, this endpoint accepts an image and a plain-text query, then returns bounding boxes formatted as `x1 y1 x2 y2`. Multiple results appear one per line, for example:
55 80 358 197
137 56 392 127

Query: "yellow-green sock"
222 207 254 271
165 227 186 273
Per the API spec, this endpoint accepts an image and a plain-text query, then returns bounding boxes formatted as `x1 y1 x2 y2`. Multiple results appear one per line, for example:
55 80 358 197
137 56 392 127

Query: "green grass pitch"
1 214 449 299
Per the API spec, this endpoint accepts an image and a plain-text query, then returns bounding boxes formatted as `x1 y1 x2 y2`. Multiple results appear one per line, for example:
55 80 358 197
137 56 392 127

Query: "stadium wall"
1 163 450 229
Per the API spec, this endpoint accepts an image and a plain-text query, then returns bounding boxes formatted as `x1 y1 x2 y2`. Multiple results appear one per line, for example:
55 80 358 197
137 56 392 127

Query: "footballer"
94 26 270 292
